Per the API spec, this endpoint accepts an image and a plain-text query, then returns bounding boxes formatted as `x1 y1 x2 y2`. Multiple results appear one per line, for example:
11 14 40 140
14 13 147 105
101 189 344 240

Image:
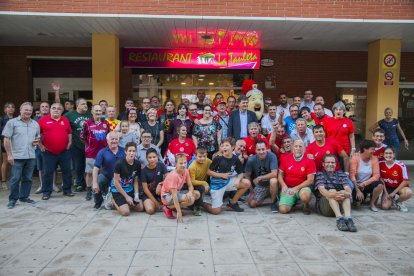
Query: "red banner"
123 48 260 69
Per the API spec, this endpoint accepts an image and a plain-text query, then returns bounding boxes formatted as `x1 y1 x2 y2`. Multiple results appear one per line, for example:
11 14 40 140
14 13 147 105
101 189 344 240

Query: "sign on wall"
123 48 260 69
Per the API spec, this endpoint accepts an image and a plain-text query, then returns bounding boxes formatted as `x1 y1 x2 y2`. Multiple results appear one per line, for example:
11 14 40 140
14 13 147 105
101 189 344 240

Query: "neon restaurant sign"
123 48 260 69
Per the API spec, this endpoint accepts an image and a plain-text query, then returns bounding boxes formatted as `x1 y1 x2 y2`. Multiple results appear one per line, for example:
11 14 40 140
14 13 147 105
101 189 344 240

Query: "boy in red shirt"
372 128 387 162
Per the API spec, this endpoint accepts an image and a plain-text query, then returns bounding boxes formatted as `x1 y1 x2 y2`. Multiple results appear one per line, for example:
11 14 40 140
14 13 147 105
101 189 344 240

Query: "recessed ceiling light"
147 74 153 77
181 82 186 85
198 78 204 81
209 82 214 86
199 75 206 77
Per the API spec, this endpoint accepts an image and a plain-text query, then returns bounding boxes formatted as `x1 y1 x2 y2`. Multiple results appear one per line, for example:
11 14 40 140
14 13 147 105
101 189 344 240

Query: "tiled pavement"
1 169 414 276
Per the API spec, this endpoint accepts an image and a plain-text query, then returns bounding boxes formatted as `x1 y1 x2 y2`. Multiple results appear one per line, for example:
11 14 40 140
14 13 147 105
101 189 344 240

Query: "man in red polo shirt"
306 124 349 172
244 122 270 156
38 103 74 200
313 103 333 128
267 122 289 155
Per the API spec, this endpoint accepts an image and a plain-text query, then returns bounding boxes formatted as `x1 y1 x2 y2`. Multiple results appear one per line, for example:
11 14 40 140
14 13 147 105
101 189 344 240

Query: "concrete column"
92 34 119 108
366 39 401 137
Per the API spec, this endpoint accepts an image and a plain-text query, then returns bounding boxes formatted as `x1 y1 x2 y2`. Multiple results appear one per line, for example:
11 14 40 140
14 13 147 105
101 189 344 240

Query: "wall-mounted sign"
261 59 274 67
123 48 260 69
385 71 394 81
383 53 397 68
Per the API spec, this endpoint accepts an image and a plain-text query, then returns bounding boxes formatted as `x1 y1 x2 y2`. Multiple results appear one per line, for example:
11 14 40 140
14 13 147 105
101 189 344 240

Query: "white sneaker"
35 186 42 194
396 202 408 212
53 184 62 192
103 192 114 210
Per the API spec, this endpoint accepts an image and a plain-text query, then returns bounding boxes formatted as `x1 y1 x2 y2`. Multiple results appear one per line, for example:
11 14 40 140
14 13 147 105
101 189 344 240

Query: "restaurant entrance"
131 71 252 104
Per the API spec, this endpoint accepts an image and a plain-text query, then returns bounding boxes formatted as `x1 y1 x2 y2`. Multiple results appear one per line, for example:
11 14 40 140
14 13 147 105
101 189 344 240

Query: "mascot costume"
242 79 264 121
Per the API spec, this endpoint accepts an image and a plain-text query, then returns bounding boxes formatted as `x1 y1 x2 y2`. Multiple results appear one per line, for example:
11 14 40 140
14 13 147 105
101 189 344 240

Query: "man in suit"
228 95 257 140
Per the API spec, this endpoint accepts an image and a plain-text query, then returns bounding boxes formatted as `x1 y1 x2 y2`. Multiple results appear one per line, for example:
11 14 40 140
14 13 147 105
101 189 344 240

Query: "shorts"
162 190 188 206
210 176 237 208
85 158 95 173
385 185 408 195
253 184 270 202
141 191 161 202
352 180 382 201
1 139 5 153
316 196 336 217
279 187 311 206
112 190 137 207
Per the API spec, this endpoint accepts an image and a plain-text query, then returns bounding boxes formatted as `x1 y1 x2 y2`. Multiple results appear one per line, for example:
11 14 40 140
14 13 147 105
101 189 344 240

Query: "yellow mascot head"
242 79 264 121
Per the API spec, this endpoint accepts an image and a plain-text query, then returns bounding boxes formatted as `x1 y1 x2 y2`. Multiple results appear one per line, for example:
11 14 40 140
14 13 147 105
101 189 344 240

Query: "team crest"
326 150 330 154
392 170 398 176
61 121 64 125
343 124 347 128
301 167 305 171
180 147 184 152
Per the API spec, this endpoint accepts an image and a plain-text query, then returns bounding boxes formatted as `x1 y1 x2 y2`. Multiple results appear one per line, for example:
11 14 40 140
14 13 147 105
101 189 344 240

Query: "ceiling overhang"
1 12 414 51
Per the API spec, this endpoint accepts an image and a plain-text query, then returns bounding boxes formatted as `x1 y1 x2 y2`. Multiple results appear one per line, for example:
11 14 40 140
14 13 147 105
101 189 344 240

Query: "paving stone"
131 250 173 266
214 264 258 276
173 249 213 266
256 263 303 276
38 267 85 276
127 266 171 276
88 250 135 267
340 261 393 276
82 266 129 276
298 262 348 275
212 248 253 265
250 248 294 263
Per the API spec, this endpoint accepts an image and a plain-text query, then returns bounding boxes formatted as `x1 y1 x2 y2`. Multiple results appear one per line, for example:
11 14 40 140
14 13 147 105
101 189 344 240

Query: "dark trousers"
94 174 111 205
70 145 86 189
193 185 206 207
42 150 72 196
8 159 35 202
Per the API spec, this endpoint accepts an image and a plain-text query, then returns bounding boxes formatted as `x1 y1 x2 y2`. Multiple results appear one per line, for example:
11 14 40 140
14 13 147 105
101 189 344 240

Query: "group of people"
1 85 412 232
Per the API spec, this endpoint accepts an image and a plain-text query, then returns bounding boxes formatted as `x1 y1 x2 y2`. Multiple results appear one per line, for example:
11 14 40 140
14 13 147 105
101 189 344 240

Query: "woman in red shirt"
326 101 356 156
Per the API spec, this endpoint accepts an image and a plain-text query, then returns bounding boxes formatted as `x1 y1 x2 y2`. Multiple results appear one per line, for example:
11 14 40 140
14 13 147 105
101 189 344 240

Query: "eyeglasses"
189 109 197 111
142 136 152 139
143 101 150 104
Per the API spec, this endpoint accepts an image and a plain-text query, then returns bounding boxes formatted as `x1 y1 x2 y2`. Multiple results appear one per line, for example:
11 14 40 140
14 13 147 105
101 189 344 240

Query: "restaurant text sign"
123 48 260 69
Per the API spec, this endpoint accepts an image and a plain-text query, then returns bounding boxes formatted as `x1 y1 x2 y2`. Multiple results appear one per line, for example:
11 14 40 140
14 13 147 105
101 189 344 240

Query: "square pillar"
366 39 401 137
92 34 119 108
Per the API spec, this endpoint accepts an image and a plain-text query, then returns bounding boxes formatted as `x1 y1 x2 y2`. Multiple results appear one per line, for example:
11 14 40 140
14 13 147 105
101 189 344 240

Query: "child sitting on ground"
188 147 212 216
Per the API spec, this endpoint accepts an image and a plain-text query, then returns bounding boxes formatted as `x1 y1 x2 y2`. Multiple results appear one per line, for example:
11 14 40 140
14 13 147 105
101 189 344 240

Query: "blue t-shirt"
284 116 297 135
111 159 141 193
94 146 125 180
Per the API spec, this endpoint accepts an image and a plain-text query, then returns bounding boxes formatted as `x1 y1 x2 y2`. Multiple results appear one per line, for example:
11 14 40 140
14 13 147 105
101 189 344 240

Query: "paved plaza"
1 169 414 276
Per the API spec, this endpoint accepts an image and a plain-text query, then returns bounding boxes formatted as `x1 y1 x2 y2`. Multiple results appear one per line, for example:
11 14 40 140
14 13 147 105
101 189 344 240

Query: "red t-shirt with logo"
244 134 270 156
315 115 333 131
374 145 387 162
39 115 72 155
279 154 316 188
80 118 109 158
380 161 409 188
326 117 354 155
166 137 196 161
306 138 343 171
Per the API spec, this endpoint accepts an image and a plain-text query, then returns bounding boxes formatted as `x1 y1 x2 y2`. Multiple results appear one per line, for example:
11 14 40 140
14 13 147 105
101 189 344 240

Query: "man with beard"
243 122 270 156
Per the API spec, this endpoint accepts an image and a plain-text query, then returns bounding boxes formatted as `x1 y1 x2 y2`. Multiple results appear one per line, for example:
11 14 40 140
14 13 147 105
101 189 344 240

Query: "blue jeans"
94 174 111 205
42 150 72 196
70 145 86 189
8 159 35 202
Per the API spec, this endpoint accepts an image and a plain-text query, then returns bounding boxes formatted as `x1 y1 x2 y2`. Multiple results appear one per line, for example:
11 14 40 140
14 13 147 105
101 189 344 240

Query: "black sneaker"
336 217 349 232
345 218 357 232
20 198 35 204
271 202 279 213
94 201 102 209
63 192 75 197
85 190 92 201
227 200 244 212
7 201 16 209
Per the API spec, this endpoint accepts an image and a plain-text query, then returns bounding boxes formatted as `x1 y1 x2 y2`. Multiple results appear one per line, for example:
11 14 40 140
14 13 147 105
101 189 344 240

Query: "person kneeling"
380 147 412 212
160 153 200 223
278 140 315 215
111 142 144 216
315 154 357 232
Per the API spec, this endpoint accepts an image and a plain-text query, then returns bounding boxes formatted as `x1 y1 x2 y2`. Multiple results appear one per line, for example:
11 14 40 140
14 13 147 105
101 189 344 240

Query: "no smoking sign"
383 53 397 68
385 71 393 80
